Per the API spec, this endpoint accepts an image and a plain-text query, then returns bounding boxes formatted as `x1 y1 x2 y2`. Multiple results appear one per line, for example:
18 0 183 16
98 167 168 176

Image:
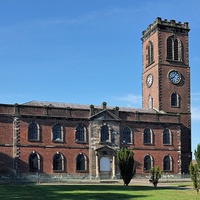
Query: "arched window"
143 128 153 144
75 124 86 142
166 36 182 61
148 95 153 109
146 41 154 66
144 155 153 171
29 152 40 172
28 122 39 141
174 39 179 60
76 153 87 171
163 128 171 145
53 152 64 171
122 127 132 144
52 124 63 142
100 125 109 143
163 155 172 171
171 92 179 107
167 37 173 60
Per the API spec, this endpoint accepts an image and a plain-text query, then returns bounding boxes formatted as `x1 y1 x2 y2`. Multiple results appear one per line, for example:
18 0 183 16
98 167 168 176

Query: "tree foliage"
117 148 135 186
194 144 200 169
189 162 200 194
189 143 200 194
149 166 162 189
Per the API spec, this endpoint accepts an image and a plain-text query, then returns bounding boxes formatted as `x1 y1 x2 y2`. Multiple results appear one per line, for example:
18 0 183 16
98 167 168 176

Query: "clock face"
168 70 181 84
146 74 153 87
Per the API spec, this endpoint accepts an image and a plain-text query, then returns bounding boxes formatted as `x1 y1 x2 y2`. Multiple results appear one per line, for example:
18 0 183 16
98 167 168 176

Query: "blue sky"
0 0 199 156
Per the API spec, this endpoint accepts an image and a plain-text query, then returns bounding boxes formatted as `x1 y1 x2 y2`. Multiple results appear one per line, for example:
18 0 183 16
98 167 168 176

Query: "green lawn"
0 183 198 200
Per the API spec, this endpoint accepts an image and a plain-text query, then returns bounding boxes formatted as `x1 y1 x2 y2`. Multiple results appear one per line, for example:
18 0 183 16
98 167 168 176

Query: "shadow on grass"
0 185 150 200
0 184 192 200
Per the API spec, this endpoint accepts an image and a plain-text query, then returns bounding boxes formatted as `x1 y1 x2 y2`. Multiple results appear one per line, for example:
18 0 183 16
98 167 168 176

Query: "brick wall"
0 103 183 176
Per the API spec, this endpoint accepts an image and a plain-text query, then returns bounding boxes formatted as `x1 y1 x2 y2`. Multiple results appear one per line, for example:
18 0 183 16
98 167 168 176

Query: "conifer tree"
189 143 200 194
117 148 135 186
189 162 200 194
194 144 200 169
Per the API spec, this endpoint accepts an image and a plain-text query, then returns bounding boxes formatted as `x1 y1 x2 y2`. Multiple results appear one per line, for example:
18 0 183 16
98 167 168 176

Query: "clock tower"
141 17 191 173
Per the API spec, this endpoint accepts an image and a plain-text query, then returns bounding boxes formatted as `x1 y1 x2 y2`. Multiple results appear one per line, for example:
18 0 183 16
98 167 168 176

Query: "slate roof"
22 100 166 114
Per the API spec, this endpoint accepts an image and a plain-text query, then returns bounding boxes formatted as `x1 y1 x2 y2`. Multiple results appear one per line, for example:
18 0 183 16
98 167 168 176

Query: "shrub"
149 166 162 189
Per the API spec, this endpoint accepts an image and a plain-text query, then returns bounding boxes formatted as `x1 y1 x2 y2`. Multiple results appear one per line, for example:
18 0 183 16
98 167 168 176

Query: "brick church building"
0 18 191 180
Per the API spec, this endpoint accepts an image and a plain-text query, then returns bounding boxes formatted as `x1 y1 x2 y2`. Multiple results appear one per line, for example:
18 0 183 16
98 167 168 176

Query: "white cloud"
113 94 142 107
114 93 200 120
191 93 200 121
191 107 200 121
191 93 200 101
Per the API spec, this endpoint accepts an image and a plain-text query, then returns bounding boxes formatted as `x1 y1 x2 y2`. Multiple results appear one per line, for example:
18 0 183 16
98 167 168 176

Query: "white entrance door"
100 157 110 172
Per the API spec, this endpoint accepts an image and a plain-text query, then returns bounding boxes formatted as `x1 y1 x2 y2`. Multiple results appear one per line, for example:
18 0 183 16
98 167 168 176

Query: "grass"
0 182 198 200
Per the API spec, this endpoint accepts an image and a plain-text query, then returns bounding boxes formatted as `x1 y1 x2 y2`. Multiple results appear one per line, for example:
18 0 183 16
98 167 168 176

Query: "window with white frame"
100 125 109 143
122 127 132 144
163 128 171 145
148 95 153 109
166 36 182 61
143 127 153 144
53 152 64 172
28 122 40 141
75 124 86 143
143 155 153 171
29 151 40 172
171 92 179 107
146 41 154 66
163 155 172 171
52 123 63 142
76 153 87 172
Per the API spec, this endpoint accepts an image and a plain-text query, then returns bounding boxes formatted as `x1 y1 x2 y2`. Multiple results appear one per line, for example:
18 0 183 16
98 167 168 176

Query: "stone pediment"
95 145 116 156
90 109 121 121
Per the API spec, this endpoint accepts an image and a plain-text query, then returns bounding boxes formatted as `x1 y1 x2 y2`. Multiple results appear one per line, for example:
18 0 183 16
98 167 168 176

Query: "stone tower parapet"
142 17 190 41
